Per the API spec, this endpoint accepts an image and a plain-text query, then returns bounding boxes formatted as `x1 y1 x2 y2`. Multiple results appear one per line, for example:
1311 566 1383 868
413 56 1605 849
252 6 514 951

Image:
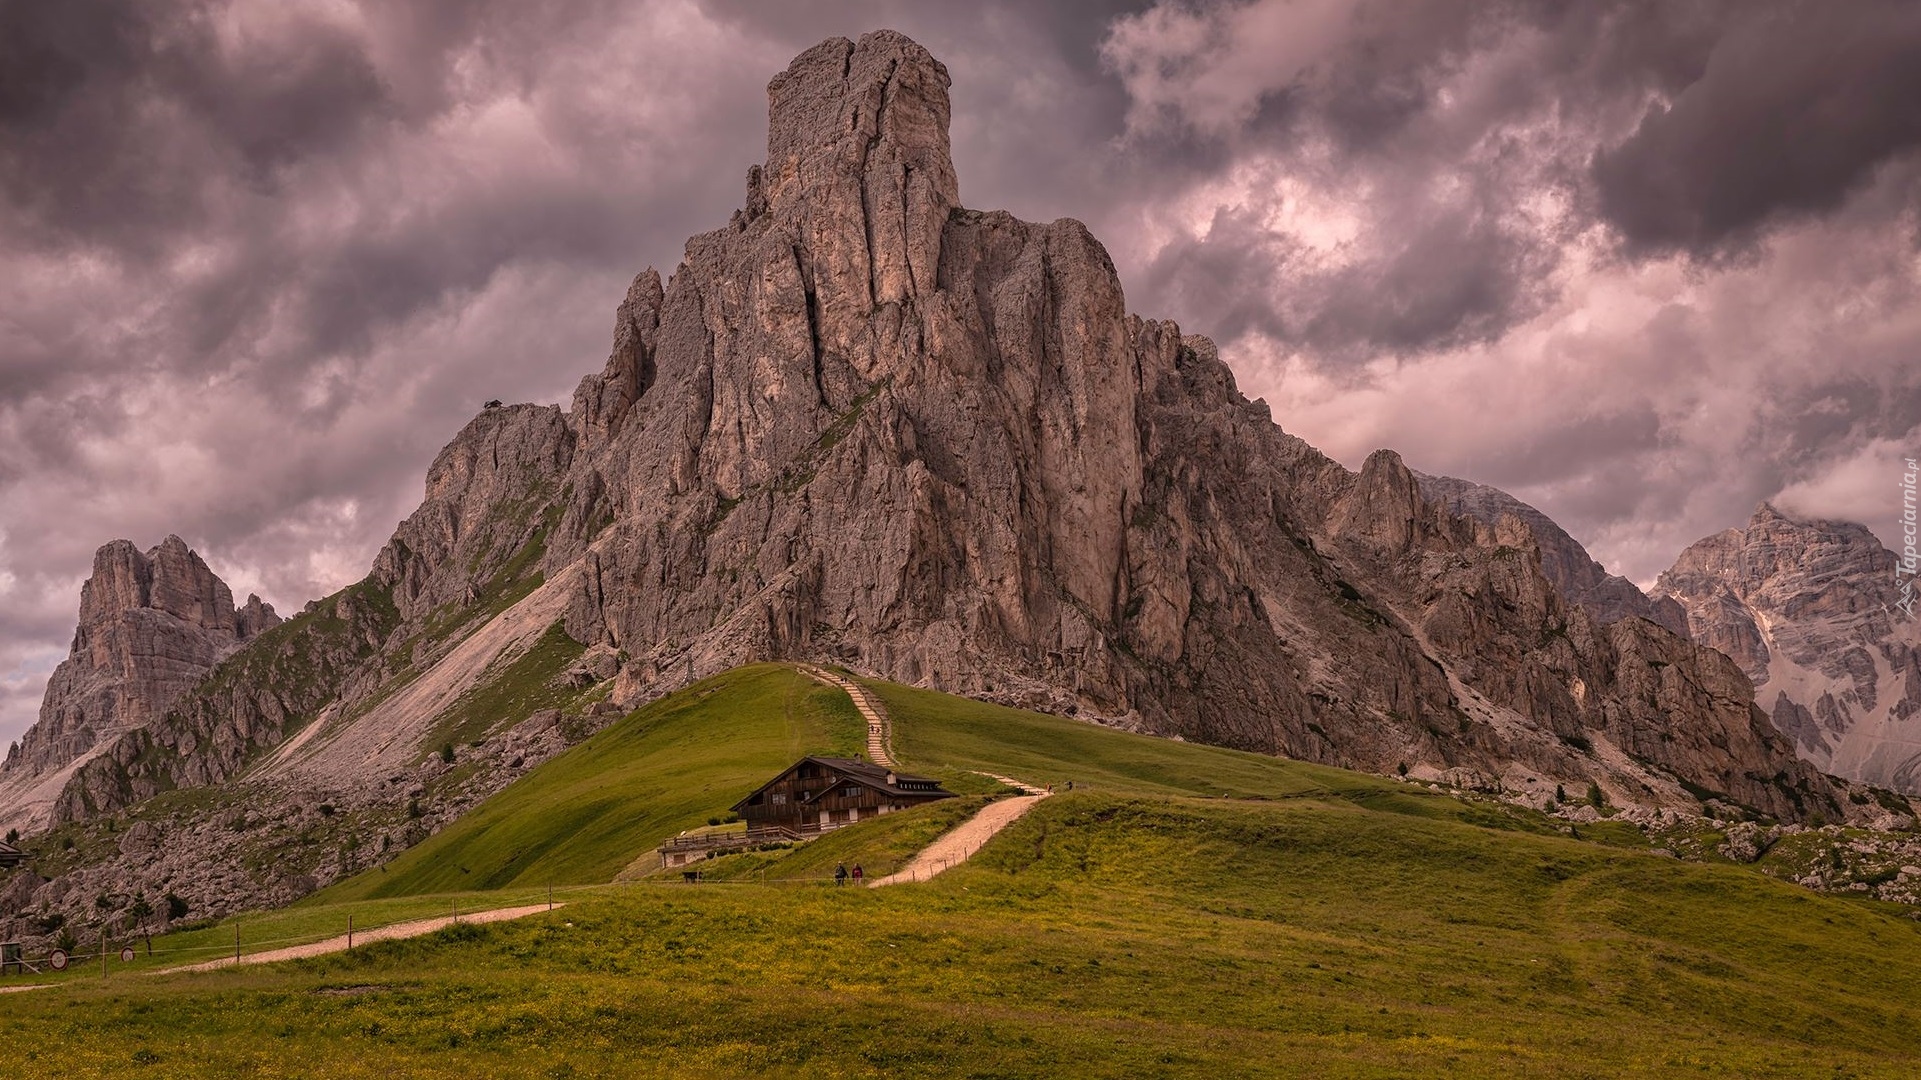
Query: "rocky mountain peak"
1330 449 1428 552
0 538 280 832
80 534 236 640
373 402 574 622
1657 503 1900 679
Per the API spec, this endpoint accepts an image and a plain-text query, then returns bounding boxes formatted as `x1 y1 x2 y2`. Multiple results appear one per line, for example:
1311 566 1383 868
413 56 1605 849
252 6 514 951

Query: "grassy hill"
7 665 1921 1077
316 663 1555 901
315 664 870 900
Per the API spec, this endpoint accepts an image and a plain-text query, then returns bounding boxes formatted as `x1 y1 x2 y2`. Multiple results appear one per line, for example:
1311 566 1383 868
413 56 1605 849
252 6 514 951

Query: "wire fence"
5 841 1003 982
1 888 568 982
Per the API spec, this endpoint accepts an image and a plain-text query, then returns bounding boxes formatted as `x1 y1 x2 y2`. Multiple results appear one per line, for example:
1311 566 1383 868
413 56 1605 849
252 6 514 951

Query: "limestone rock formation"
29 29 1860 865
0 537 278 831
1417 473 1689 635
1655 504 1921 790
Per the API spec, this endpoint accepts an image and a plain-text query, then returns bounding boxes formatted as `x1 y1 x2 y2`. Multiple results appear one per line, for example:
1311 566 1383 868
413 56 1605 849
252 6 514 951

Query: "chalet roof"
0 839 22 861
729 755 953 813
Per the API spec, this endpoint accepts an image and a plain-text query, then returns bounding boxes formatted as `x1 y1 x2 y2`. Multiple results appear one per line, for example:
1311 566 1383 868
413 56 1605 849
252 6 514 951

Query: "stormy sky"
3 0 1919 749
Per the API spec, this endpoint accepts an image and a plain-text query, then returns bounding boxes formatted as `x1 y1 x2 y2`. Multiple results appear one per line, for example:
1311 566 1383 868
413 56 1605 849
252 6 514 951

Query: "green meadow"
4 664 1920 1077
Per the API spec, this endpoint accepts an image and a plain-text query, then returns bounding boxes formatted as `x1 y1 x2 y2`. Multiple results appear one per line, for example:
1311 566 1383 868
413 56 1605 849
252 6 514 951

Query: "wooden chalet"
0 839 22 869
656 757 955 870
733 757 953 838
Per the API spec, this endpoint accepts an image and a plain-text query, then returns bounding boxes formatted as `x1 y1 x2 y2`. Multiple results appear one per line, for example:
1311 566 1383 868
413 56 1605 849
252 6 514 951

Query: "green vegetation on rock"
418 622 587 759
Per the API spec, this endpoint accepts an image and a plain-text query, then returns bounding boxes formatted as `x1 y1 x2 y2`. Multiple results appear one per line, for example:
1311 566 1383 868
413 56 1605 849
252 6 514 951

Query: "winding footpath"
866 789 1050 887
796 664 895 766
161 903 562 974
792 665 1054 886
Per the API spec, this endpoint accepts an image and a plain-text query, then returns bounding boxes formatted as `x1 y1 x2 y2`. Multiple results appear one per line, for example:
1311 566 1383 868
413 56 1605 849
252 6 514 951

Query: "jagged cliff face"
0 537 277 832
1416 474 1689 636
21 30 1854 866
1656 505 1921 790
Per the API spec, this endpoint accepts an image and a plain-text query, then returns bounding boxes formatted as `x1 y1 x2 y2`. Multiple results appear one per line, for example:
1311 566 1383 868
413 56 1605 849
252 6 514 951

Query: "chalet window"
842 785 863 798
771 793 787 805
748 793 764 806
798 764 819 779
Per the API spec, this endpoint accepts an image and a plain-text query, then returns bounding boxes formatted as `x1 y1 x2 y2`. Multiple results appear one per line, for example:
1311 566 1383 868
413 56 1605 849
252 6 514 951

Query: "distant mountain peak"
1656 505 1921 790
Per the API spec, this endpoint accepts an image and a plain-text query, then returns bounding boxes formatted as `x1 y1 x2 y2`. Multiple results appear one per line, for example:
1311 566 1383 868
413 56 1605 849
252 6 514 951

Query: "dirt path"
868 791 1051 887
797 664 895 766
976 771 1047 795
161 903 562 974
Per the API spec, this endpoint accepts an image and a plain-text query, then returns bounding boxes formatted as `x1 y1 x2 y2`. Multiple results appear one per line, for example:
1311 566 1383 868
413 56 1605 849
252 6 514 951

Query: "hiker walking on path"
835 863 848 886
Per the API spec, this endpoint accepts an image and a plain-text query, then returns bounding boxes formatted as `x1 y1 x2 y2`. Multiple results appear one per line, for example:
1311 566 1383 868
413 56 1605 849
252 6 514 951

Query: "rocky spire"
758 31 957 323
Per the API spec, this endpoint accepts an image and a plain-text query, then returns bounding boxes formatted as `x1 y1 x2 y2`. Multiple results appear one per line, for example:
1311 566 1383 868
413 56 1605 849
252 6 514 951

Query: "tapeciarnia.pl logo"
1900 457 1918 619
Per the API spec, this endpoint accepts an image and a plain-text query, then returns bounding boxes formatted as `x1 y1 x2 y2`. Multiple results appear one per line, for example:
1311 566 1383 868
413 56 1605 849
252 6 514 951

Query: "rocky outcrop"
46 580 398 824
371 403 574 622
0 538 277 832
1417 473 1689 635
1655 504 1921 791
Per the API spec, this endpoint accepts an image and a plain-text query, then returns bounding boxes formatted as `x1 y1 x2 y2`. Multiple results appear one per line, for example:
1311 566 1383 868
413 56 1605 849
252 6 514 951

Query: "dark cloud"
1593 0 1921 256
0 2 394 252
1097 0 1778 362
1302 195 1561 357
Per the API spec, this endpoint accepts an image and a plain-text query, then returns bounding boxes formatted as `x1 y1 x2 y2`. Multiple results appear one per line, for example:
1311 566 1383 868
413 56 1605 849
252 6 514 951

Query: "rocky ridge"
1655 504 1921 791
0 31 1885 934
1416 473 1689 636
